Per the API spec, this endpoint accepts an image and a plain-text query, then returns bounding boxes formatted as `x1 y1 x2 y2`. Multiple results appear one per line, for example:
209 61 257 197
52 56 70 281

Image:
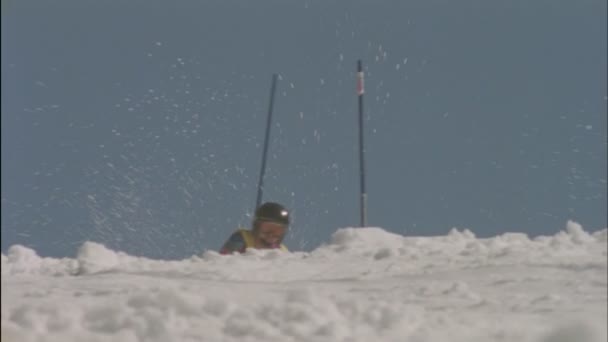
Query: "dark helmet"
254 202 290 226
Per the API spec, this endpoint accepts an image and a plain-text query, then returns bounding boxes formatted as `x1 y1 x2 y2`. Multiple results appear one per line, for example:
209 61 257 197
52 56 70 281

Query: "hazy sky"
2 0 606 259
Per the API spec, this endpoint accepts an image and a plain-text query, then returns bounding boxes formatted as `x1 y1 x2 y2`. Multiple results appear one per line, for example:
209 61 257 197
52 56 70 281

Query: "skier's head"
254 202 290 226
252 202 290 248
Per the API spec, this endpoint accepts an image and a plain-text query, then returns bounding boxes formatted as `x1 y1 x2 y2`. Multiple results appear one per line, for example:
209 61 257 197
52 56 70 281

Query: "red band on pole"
357 71 364 95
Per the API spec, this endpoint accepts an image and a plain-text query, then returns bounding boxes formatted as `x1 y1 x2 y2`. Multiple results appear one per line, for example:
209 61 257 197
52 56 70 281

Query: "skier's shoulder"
219 228 289 254
220 229 248 254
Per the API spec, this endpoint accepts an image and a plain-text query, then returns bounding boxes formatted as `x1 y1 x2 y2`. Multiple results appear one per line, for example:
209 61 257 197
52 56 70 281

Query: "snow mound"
555 220 597 245
76 242 124 275
592 228 608 242
2 221 606 279
330 227 405 249
2 221 606 342
319 227 405 260
1 245 77 277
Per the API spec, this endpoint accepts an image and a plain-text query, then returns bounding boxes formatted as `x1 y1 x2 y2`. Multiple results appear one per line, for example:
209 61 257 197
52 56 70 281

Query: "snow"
2 221 606 342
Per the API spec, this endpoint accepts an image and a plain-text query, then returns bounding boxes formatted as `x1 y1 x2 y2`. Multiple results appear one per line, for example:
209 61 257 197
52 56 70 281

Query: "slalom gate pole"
357 60 368 227
256 73 279 209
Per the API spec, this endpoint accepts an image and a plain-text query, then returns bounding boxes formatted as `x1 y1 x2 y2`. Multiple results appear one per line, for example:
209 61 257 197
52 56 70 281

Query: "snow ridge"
2 221 606 342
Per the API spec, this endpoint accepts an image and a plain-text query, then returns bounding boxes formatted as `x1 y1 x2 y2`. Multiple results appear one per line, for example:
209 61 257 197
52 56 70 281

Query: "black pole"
256 73 279 209
357 60 367 227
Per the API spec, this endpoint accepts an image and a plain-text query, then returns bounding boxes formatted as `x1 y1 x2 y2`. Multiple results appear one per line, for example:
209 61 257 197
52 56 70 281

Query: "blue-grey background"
2 0 606 259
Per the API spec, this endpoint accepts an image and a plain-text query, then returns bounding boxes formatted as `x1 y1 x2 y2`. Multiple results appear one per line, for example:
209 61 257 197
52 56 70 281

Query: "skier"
219 202 290 254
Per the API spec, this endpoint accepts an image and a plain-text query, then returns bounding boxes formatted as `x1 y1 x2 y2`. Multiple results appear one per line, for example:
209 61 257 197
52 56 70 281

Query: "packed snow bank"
1 245 78 277
2 222 606 342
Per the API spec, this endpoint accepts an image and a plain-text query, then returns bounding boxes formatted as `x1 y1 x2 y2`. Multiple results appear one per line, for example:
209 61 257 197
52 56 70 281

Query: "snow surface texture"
2 221 607 342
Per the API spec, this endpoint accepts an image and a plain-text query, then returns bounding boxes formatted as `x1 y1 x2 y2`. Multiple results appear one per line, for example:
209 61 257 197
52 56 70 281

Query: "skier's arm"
219 231 246 254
